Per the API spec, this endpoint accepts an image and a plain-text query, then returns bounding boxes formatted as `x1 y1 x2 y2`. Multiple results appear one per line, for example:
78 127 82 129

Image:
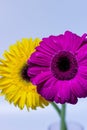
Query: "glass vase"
48 122 84 130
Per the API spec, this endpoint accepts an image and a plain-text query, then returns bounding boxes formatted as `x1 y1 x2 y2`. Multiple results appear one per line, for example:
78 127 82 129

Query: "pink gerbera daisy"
28 31 87 104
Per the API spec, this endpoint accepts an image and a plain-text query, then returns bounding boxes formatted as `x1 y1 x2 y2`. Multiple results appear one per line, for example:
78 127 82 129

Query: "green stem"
51 103 67 130
51 102 61 116
60 104 67 130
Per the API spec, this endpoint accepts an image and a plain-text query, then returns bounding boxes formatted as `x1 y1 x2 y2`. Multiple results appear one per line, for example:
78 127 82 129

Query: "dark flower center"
51 51 78 80
57 56 70 72
21 64 30 82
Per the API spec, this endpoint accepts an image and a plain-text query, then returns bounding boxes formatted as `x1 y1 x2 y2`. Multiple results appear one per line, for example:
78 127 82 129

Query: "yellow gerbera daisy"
0 38 49 110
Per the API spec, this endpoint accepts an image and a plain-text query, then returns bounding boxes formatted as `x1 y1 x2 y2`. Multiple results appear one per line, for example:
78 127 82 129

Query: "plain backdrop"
0 0 87 130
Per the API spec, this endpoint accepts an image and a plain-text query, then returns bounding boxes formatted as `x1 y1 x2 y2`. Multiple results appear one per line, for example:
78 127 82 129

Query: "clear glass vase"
48 122 84 130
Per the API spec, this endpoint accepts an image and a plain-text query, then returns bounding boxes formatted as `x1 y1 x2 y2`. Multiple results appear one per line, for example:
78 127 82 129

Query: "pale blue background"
0 0 87 130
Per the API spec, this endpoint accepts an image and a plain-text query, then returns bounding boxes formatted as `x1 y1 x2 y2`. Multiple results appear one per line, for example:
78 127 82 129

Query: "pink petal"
29 51 51 66
63 31 87 52
76 44 87 66
37 77 57 101
42 37 59 53
28 66 49 77
31 71 53 85
36 45 53 56
71 74 87 98
78 66 87 80
39 40 56 55
54 80 72 104
49 35 64 51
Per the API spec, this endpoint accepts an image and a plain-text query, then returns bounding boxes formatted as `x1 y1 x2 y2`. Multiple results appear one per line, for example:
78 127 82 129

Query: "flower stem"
60 104 67 130
51 102 61 116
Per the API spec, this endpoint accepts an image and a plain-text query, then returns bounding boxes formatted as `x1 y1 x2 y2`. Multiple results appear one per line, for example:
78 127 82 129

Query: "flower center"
51 51 78 80
57 56 70 72
21 64 30 82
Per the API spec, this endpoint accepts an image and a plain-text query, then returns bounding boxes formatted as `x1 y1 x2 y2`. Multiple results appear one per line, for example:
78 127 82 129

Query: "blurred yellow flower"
0 38 49 110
